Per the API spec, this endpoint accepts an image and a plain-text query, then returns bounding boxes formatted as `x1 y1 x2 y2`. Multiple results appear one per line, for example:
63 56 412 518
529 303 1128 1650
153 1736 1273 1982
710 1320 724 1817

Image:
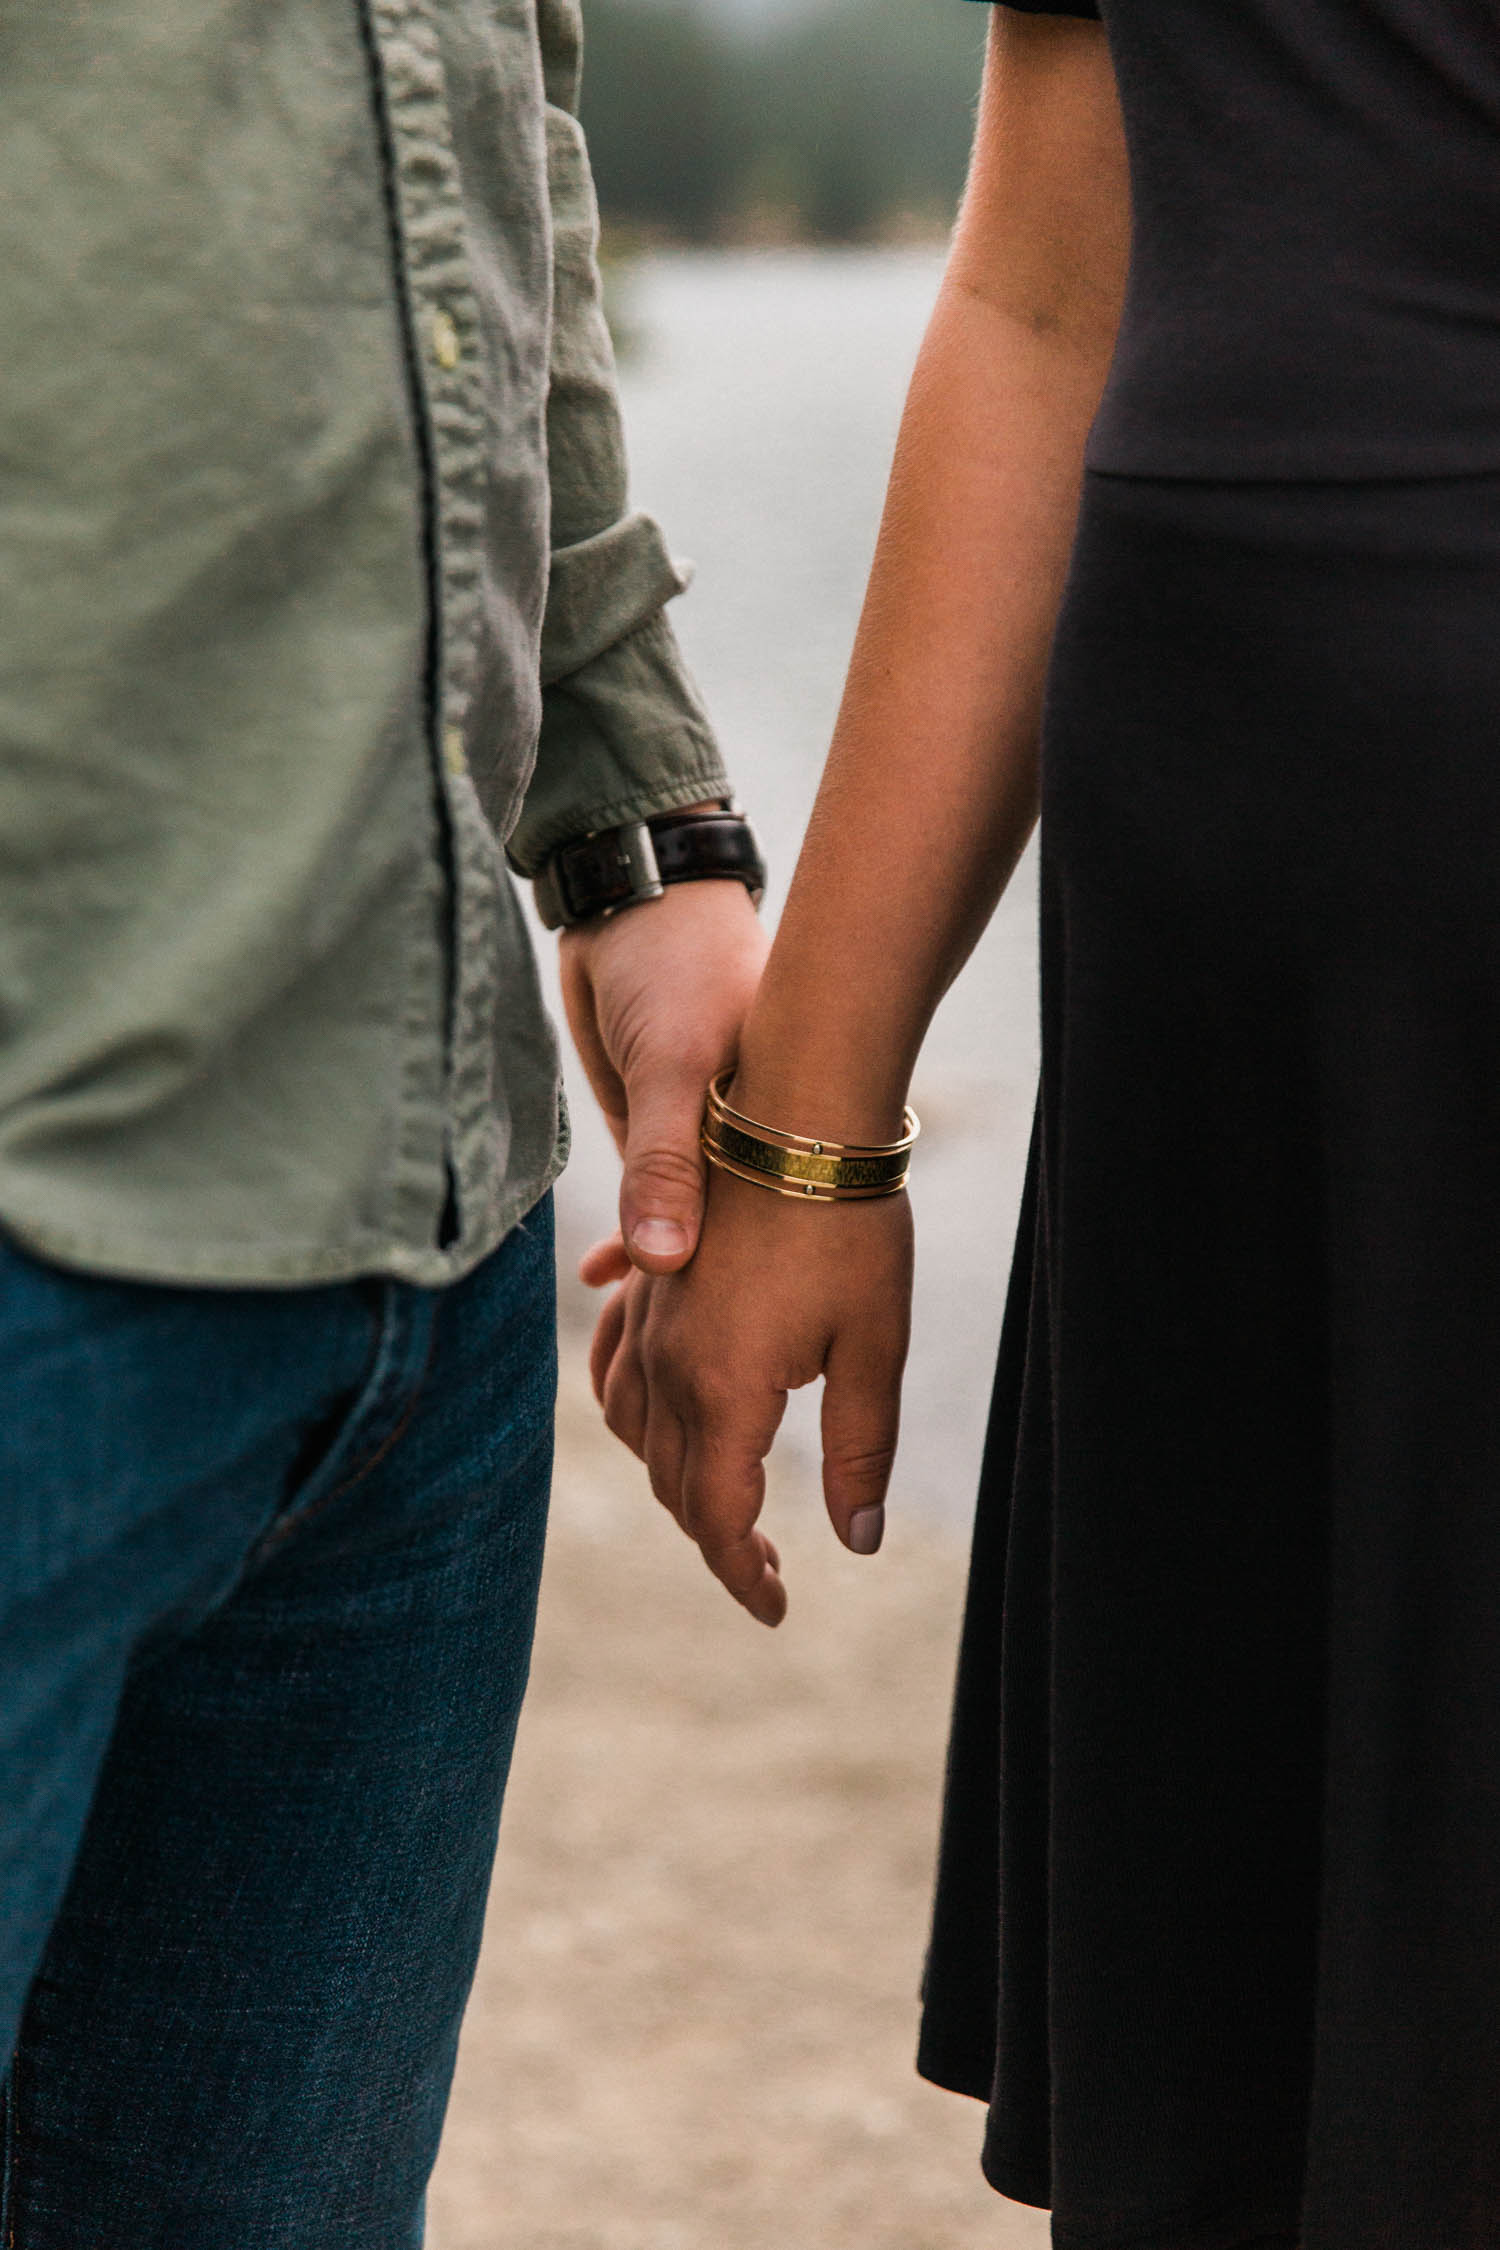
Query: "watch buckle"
606 820 664 913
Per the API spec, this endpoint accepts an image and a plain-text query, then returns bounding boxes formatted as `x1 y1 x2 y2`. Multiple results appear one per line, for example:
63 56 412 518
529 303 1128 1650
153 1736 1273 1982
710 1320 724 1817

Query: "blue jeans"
0 1198 556 2247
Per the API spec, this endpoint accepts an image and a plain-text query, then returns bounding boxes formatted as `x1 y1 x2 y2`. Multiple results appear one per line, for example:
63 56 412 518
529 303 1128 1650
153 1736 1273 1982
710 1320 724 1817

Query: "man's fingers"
820 1327 904 1556
579 1232 631 1289
619 1066 710 1275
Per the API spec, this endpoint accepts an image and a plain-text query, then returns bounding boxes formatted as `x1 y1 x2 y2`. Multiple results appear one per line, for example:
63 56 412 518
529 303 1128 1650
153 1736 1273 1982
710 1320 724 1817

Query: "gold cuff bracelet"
700 1071 920 1202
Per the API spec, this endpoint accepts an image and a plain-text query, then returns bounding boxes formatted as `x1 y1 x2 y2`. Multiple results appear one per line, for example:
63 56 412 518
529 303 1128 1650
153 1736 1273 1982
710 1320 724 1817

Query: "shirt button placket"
428 302 465 778
429 306 461 371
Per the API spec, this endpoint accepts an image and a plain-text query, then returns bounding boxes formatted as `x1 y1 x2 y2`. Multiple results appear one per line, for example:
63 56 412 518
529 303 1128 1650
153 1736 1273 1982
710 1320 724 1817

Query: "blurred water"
535 246 1040 1527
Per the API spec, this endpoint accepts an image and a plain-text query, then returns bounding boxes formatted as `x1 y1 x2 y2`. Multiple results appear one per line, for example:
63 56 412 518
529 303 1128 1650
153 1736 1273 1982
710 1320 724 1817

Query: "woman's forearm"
734 279 1110 1135
734 14 1127 1140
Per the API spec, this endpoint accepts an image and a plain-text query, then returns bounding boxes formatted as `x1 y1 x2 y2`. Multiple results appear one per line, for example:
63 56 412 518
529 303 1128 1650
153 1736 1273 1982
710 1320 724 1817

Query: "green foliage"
578 0 987 243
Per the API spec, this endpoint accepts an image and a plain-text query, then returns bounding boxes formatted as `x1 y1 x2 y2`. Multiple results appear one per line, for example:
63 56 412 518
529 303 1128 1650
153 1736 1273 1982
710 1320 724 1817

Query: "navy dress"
917 7 1500 2249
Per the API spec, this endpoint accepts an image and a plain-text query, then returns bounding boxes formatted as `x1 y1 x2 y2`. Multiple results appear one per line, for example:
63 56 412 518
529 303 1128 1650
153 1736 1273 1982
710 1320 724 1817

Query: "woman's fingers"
680 1418 788 1628
644 1398 688 1530
601 1303 650 1463
594 1172 914 1621
820 1317 908 1555
589 1285 628 1406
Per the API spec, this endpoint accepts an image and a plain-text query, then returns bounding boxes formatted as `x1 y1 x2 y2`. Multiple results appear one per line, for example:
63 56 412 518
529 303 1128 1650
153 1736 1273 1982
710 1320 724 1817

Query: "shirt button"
429 308 461 371
443 726 467 778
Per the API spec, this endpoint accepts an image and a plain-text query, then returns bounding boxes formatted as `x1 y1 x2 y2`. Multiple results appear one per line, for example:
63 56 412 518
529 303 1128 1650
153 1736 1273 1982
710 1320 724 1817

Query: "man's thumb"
619 1070 709 1273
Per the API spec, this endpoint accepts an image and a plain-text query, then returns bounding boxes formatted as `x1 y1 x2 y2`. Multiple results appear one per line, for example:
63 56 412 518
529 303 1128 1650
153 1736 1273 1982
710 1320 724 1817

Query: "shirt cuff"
541 509 689 686
506 607 733 877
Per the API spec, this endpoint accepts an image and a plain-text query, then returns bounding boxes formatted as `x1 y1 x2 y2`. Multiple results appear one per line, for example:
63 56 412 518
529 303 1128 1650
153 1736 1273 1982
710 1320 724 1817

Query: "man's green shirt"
0 0 728 1284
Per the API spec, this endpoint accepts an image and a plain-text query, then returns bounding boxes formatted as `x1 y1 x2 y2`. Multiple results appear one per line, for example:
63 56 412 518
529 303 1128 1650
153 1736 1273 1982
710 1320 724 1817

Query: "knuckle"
826 1438 897 1488
626 1146 704 1202
645 1458 676 1510
652 1485 682 1526
639 1322 690 1384
630 1009 719 1063
707 1540 761 1595
682 1366 735 1418
601 1388 639 1452
651 1352 725 1422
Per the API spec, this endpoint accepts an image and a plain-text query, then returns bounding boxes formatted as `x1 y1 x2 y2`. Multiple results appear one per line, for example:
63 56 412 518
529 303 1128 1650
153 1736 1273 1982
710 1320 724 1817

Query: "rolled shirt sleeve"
506 0 730 876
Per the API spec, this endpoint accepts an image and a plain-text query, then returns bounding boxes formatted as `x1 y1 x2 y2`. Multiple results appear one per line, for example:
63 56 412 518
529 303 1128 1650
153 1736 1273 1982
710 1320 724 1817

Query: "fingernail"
848 1504 885 1556
631 1218 690 1258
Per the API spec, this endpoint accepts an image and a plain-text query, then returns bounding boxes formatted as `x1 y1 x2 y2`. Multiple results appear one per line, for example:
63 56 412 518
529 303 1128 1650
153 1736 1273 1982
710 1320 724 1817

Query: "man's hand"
588 1162 914 1626
559 874 769 1276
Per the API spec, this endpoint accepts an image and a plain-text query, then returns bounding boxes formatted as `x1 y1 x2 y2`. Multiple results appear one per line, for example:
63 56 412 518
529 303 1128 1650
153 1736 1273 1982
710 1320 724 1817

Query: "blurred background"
576 0 984 246
431 2 1049 2241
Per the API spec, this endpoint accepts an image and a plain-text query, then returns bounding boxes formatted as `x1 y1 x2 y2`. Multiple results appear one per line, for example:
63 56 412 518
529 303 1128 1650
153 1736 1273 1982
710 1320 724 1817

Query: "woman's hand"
589 1163 914 1627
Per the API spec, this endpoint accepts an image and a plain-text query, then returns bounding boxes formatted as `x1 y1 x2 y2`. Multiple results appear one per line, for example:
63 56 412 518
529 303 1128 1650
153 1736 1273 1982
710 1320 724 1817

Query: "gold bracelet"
700 1071 920 1202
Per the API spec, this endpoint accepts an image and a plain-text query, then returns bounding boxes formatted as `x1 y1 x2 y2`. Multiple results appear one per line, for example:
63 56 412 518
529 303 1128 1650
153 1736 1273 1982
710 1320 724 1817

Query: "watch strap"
533 809 765 930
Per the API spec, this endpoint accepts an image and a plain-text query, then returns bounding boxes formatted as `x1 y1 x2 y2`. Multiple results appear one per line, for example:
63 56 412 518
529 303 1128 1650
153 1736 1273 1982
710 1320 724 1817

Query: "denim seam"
1 2059 11 2248
250 1294 440 1559
301 1316 440 1512
3 2047 23 2249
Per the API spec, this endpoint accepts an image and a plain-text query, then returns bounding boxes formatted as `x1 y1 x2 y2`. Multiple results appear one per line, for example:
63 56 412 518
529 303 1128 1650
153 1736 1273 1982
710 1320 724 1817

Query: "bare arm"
595 13 1129 1623
739 9 1128 1137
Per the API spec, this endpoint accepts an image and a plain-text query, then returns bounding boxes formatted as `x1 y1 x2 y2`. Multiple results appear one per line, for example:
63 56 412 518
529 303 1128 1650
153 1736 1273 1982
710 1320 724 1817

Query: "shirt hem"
0 1141 567 1294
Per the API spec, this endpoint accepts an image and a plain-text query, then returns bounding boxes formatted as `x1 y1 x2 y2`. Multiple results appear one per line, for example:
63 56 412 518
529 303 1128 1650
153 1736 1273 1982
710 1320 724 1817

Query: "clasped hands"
562 880 912 1626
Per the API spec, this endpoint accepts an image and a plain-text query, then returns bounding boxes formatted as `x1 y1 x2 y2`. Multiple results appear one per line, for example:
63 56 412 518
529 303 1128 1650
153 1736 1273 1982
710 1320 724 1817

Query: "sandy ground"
428 1342 1050 2250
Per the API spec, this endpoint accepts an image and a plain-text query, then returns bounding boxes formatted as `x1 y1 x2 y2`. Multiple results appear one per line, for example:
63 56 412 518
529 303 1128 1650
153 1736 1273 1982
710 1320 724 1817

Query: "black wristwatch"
531 807 766 931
